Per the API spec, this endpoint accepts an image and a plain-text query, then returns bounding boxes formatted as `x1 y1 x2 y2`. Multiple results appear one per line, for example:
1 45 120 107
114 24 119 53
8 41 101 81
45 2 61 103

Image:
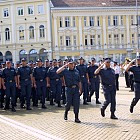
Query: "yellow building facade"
0 0 140 63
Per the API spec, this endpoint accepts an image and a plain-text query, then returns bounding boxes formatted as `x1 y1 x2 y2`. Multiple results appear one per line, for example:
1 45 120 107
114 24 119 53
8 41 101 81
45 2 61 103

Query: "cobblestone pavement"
0 77 140 140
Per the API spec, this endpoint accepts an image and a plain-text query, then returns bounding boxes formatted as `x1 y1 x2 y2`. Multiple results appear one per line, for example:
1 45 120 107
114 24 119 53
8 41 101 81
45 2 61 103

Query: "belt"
135 81 140 83
36 79 44 82
67 85 77 88
51 78 60 81
21 79 29 81
81 75 85 78
103 84 113 87
90 76 97 78
5 80 15 83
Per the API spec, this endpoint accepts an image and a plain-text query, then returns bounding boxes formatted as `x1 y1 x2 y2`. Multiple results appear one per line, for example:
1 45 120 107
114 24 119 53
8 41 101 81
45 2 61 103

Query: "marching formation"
0 56 140 123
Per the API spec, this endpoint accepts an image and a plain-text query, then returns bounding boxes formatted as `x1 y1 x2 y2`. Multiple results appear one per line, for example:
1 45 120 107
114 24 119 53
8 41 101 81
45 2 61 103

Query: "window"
29 26 34 39
60 36 63 46
121 16 123 26
85 35 88 46
73 17 76 27
97 35 101 46
65 17 70 27
73 36 77 46
19 26 24 40
114 34 119 46
90 35 95 46
131 16 134 25
97 16 100 26
39 25 45 38
18 7 23 16
5 28 10 41
108 34 112 47
121 34 124 46
84 17 87 26
138 16 140 25
108 16 111 26
3 8 9 17
28 6 34 15
66 36 71 46
59 17 62 27
38 5 44 14
113 16 118 26
132 34 135 47
90 17 94 26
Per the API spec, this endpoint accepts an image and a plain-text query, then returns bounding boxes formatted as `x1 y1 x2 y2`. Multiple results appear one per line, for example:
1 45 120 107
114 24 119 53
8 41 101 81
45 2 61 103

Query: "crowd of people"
0 56 140 123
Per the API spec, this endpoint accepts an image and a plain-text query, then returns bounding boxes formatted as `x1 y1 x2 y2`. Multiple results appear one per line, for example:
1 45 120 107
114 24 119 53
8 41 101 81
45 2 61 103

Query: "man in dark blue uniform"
2 61 17 112
87 58 101 104
33 59 47 109
57 59 82 123
126 56 140 113
47 59 62 107
95 58 118 119
17 58 33 110
76 57 89 105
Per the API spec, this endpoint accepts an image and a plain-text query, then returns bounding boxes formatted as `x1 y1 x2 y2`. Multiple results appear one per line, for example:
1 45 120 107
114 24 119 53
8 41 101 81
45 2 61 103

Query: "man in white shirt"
113 62 120 90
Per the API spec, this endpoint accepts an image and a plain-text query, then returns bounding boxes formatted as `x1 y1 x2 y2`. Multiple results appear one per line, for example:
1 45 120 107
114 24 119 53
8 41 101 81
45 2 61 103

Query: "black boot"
101 108 105 117
130 105 134 113
64 111 68 120
110 112 118 119
75 113 81 123
96 99 101 104
83 100 89 105
50 99 55 106
42 104 47 109
58 101 62 108
87 95 91 102
26 106 32 110
4 98 10 110
11 106 16 112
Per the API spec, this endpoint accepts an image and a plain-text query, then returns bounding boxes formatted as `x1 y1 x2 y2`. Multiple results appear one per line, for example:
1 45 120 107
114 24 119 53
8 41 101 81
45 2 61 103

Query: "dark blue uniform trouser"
5 82 16 107
62 86 66 102
65 87 80 114
0 89 5 107
36 82 46 105
32 87 36 105
50 79 62 102
90 78 100 99
82 82 88 100
102 85 116 113
20 83 31 107
131 83 140 106
125 72 130 87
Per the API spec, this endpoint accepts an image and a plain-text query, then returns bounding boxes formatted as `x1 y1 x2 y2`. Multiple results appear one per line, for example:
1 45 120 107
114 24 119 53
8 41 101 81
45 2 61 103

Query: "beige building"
0 0 140 64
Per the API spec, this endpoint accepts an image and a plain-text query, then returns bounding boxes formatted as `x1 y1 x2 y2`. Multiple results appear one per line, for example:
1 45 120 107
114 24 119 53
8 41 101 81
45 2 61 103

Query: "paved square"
0 77 140 140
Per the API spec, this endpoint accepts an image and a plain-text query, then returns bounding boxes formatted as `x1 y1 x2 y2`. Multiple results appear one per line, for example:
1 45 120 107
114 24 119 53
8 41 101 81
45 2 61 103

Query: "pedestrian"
33 59 47 109
17 58 33 110
87 58 101 104
113 62 120 91
125 56 140 113
56 59 82 123
94 58 118 119
47 59 62 107
2 61 17 112
76 57 89 105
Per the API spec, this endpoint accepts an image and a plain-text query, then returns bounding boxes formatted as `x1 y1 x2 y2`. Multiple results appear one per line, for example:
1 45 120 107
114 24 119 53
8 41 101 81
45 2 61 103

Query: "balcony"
59 46 79 52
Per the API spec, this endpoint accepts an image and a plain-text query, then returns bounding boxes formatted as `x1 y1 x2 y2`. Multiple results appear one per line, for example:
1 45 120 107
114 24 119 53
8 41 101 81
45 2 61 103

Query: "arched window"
5 28 10 41
19 26 24 40
39 25 45 38
29 26 34 39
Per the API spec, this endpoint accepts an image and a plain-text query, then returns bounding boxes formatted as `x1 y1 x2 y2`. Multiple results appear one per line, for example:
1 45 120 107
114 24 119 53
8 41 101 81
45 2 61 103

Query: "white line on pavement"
0 115 62 140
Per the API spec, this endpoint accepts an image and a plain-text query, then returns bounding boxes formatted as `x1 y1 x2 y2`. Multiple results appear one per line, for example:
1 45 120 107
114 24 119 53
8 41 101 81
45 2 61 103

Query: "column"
103 16 108 58
53 16 58 50
46 0 51 43
126 15 130 48
119 33 122 48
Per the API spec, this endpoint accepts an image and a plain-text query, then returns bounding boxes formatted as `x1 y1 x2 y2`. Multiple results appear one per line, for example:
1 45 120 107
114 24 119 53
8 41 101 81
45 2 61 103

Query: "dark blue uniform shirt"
17 66 32 80
87 65 99 80
47 67 61 80
2 67 16 82
33 66 47 81
99 68 115 85
128 66 140 82
61 68 80 87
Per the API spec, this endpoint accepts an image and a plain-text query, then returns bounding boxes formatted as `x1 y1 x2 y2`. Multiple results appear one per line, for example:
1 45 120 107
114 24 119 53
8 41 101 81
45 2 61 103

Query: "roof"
51 0 140 7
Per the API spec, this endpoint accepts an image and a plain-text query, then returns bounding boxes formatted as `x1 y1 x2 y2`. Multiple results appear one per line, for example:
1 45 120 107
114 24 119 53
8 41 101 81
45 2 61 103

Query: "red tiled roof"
51 0 140 7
